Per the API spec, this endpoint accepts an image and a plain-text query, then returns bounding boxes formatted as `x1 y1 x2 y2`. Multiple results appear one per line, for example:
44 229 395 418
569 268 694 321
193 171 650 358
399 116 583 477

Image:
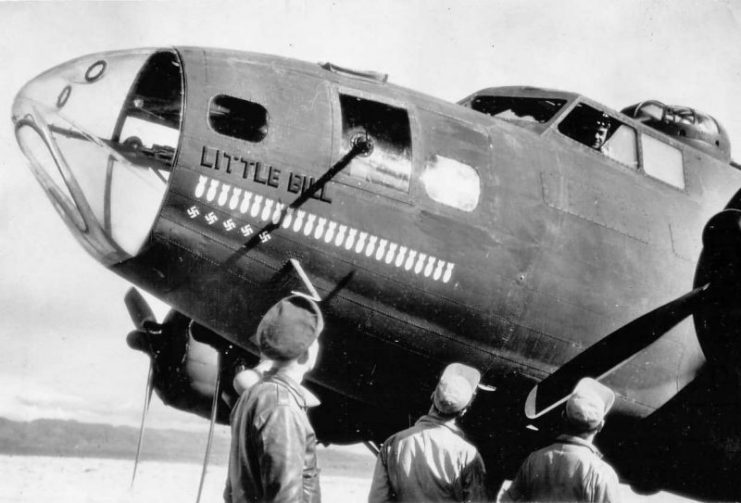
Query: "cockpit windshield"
469 96 567 124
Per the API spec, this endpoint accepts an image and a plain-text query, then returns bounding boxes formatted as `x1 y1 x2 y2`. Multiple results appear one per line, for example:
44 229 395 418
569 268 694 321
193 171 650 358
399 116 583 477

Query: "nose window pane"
16 124 86 230
12 49 184 263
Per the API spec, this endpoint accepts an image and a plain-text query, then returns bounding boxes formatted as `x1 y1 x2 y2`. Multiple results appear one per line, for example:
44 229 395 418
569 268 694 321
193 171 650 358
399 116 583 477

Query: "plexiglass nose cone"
12 48 184 265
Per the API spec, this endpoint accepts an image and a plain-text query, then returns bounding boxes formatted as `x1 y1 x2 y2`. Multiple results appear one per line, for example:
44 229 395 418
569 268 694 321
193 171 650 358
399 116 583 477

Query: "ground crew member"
224 295 324 503
502 377 620 502
368 363 488 502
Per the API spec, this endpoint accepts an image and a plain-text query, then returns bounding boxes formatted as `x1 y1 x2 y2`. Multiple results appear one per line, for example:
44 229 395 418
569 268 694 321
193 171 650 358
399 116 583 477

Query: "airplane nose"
11 48 183 265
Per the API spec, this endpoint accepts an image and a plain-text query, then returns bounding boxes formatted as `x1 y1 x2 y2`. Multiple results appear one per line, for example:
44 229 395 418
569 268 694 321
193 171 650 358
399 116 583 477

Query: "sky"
1 0 740 432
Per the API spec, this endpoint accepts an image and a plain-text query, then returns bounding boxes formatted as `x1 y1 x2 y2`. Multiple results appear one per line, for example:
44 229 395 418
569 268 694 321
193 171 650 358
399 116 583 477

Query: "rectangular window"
558 103 638 168
209 95 268 143
339 94 412 192
642 134 685 189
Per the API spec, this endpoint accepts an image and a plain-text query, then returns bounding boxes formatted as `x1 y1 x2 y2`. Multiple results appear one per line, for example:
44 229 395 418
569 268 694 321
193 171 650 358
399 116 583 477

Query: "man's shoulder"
250 378 299 408
385 418 479 453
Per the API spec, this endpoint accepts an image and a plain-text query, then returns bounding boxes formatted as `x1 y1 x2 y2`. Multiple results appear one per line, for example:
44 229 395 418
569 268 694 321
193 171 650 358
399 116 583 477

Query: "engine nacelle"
127 310 241 424
694 207 741 366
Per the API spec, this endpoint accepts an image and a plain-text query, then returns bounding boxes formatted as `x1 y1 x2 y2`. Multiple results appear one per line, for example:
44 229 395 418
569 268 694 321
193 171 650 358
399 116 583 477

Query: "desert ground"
0 449 697 502
0 448 374 503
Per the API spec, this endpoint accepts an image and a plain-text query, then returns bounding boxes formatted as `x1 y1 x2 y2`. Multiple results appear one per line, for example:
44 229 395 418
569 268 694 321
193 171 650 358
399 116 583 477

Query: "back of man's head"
432 363 481 418
564 378 615 434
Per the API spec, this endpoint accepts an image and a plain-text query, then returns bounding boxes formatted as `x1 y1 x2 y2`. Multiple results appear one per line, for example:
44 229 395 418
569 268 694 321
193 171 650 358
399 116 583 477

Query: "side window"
642 134 685 189
339 94 412 192
421 156 480 211
558 103 638 168
209 95 268 142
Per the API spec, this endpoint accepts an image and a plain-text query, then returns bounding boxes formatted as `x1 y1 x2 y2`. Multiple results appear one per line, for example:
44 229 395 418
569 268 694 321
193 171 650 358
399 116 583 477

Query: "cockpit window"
339 94 412 192
470 96 566 124
642 134 685 189
558 103 638 168
114 50 183 170
208 95 268 143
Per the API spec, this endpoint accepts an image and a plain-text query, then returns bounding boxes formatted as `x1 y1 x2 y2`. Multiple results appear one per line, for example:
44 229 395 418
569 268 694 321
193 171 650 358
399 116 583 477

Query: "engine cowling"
127 311 240 424
694 207 741 366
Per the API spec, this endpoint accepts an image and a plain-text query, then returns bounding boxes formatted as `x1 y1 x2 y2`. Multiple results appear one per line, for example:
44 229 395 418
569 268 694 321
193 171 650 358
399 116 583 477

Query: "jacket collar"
268 371 321 408
416 412 463 436
556 434 603 458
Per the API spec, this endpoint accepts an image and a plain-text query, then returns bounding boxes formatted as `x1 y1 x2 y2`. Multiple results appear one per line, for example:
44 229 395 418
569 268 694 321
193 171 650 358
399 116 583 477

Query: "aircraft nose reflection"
11 48 183 265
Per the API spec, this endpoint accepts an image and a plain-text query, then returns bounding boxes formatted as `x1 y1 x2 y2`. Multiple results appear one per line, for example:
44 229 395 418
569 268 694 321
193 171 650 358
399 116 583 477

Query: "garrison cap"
256 295 324 361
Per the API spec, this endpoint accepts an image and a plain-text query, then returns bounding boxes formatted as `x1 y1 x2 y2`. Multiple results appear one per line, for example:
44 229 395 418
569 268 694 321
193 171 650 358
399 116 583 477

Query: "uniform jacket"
368 413 487 502
224 371 321 503
502 434 620 502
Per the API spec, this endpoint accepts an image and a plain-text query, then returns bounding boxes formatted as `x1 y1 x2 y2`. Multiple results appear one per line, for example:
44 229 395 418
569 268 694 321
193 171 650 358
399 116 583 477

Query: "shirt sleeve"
587 463 621 503
257 404 306 503
460 453 488 502
368 444 393 503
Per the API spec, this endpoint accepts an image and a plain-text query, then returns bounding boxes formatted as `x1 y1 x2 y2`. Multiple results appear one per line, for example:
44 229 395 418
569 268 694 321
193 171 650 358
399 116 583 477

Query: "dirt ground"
0 450 695 502
0 451 372 503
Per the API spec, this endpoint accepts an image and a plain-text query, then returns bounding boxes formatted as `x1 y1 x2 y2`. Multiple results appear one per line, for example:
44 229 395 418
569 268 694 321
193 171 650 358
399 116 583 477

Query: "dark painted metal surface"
14 46 741 499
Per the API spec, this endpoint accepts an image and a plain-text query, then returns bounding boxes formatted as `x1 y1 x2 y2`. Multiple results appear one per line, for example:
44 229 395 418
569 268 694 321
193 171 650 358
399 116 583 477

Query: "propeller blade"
124 287 156 331
196 354 222 503
131 362 155 488
525 283 710 419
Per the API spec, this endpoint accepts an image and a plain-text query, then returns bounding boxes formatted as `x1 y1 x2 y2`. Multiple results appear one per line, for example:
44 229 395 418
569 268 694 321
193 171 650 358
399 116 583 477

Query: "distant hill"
0 417 376 475
0 417 230 464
